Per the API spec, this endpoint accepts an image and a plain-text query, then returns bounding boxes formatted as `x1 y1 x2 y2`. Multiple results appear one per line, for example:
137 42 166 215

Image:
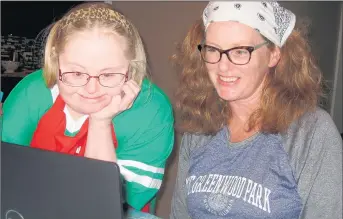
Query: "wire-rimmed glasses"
59 70 128 88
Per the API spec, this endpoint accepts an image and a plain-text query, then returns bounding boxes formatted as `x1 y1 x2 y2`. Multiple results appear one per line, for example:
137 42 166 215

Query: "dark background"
1 1 84 39
1 1 84 101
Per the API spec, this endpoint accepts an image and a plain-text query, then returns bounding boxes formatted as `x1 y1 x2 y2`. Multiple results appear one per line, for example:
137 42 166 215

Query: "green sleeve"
2 69 52 146
114 79 175 210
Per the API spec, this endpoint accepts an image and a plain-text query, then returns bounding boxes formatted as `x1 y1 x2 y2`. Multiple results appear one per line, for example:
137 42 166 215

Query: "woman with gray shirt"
170 1 342 219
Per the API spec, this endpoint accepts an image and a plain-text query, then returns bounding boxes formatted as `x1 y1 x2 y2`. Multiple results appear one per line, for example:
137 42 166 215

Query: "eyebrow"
205 41 223 49
62 62 127 72
63 62 84 68
100 67 127 72
205 40 254 49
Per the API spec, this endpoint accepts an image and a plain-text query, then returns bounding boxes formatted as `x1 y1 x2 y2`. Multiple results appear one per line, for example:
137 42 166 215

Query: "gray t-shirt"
170 108 342 219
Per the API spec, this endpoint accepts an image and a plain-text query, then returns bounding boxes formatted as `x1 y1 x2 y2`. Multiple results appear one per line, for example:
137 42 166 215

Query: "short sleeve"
114 80 175 210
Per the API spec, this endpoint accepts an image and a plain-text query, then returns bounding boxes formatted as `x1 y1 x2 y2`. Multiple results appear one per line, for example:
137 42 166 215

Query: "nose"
218 53 235 72
84 77 100 94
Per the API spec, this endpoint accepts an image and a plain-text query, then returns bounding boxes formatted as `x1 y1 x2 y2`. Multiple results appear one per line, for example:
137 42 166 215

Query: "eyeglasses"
197 41 269 65
59 70 128 88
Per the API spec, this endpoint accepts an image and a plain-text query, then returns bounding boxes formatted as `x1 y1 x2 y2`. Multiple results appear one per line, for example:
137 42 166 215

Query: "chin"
86 101 108 111
74 106 101 115
69 101 106 115
218 95 237 102
215 88 238 101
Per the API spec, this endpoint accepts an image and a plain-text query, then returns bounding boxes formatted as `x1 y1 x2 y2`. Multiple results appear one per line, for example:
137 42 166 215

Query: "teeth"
219 76 239 82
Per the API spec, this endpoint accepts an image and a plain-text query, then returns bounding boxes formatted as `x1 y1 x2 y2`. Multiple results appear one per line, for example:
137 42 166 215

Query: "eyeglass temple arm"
254 41 269 49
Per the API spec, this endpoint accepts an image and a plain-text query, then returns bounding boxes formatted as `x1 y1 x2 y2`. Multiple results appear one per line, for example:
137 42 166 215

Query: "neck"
66 105 86 121
228 76 265 128
229 101 258 132
227 85 263 135
227 97 261 142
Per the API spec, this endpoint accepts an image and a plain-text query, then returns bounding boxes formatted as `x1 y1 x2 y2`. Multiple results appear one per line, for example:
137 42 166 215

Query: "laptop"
1 141 124 219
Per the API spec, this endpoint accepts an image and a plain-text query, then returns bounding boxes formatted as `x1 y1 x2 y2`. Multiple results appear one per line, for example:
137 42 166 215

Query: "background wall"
105 3 207 217
331 2 343 133
280 1 341 113
107 2 342 218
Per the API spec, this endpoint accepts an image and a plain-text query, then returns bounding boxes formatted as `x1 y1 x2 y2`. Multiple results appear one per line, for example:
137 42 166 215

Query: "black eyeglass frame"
197 41 269 65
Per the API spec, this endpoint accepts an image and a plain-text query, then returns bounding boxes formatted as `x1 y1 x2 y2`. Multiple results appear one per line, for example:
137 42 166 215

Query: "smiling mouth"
219 75 240 82
79 94 104 100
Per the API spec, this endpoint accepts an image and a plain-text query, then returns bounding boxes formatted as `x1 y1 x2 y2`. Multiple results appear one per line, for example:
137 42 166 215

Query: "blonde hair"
173 19 324 135
43 2 148 88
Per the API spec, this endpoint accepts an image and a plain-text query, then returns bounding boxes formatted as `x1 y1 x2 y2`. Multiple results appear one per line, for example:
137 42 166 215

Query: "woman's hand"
85 80 140 162
89 80 141 124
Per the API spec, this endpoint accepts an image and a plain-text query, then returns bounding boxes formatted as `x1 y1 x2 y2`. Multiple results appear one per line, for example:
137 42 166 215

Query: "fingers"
119 80 141 110
126 79 141 94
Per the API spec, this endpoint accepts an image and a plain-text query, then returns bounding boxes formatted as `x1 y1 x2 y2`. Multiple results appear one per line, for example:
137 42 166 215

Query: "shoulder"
2 69 52 145
15 69 47 92
285 107 339 140
138 78 173 119
5 69 50 102
301 107 342 147
113 78 174 144
116 78 173 124
180 132 214 155
282 107 342 176
4 69 52 106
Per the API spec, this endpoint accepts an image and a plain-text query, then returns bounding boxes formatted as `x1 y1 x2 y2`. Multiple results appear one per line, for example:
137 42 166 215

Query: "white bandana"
202 1 296 47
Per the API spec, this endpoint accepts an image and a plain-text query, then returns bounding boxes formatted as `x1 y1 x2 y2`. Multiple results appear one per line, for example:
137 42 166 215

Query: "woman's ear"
268 46 281 68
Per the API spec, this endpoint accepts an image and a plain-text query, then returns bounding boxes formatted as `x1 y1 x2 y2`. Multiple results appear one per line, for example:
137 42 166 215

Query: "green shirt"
2 69 175 211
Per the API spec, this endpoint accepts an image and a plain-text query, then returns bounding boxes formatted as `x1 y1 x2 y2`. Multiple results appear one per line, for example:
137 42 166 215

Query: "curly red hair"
172 19 324 135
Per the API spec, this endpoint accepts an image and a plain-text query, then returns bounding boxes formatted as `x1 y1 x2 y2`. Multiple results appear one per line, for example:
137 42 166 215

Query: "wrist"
89 117 113 128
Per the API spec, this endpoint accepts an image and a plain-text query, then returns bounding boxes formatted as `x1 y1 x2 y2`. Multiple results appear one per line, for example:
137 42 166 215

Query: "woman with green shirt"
2 2 174 216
